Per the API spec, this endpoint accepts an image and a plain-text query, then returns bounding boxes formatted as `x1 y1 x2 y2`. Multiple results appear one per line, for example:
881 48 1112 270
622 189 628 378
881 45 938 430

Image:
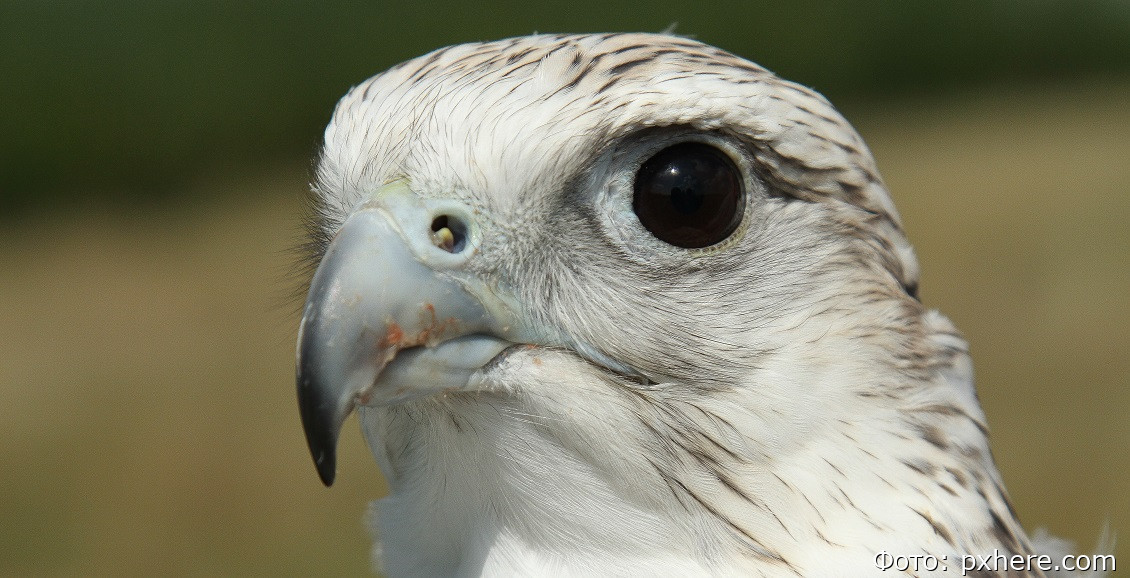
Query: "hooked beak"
296 182 526 486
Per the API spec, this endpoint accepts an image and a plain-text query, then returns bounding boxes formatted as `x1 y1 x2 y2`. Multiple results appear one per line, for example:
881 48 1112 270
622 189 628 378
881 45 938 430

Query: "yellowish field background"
1 81 1126 574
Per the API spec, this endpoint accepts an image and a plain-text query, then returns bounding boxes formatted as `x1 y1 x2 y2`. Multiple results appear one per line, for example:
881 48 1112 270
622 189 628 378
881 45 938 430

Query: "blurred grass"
0 81 1126 574
0 170 383 575
861 79 1130 555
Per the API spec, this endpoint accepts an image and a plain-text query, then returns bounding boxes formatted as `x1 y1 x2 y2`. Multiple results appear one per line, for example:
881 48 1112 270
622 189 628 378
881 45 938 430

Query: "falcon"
296 33 1097 576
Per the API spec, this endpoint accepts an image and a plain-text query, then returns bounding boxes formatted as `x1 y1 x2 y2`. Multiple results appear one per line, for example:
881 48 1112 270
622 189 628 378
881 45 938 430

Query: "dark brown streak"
647 457 691 512
777 472 828 526
595 76 620 96
917 423 950 450
607 56 652 76
902 460 927 475
694 427 743 463
822 457 846 477
814 528 845 548
912 507 956 546
786 92 840 122
806 129 863 156
610 43 650 55
638 418 683 463
988 509 1024 555
666 475 793 568
406 50 446 82
541 41 572 61
836 486 859 512
504 46 538 65
500 58 541 80
714 469 764 517
556 59 600 94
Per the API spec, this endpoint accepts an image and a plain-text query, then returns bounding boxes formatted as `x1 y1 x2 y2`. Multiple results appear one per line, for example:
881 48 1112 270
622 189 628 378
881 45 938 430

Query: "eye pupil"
633 142 744 248
670 187 702 213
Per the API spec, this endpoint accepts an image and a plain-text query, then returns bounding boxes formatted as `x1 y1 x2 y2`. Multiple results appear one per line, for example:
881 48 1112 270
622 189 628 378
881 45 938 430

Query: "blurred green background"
1 1 1127 574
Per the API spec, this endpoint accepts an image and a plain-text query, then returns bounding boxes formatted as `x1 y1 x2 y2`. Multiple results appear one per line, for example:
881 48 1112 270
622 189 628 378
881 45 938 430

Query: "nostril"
430 214 468 253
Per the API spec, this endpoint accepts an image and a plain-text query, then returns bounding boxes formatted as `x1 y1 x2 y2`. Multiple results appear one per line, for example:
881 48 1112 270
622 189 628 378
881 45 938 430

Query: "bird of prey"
296 33 1100 576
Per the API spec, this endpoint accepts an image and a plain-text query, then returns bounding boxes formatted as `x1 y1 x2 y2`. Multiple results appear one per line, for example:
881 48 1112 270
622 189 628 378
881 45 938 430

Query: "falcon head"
297 33 1047 575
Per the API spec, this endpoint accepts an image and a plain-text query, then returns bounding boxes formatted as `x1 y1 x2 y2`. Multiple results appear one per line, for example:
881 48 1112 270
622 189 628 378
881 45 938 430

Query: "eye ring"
632 142 745 248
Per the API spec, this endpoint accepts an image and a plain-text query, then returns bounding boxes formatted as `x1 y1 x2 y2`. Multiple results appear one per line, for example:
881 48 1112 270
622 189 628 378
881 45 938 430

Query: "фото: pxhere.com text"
875 549 1115 574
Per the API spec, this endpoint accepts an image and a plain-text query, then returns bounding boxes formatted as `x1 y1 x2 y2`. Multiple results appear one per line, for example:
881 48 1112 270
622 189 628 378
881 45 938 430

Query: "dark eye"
632 142 744 248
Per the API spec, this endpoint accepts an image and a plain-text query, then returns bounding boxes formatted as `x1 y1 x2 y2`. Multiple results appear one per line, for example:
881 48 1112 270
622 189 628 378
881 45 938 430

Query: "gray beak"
296 182 524 486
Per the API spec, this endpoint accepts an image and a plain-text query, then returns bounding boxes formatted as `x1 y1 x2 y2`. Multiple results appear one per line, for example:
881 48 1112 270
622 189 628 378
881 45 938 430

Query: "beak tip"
315 450 337 487
302 419 338 487
298 377 342 487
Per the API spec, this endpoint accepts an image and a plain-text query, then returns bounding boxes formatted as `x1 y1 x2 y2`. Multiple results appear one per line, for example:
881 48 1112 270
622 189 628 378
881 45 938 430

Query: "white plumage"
296 33 1104 576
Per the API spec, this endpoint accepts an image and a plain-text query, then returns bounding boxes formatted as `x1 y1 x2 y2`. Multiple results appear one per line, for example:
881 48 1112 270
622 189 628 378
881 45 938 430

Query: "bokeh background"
2 1 1127 574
